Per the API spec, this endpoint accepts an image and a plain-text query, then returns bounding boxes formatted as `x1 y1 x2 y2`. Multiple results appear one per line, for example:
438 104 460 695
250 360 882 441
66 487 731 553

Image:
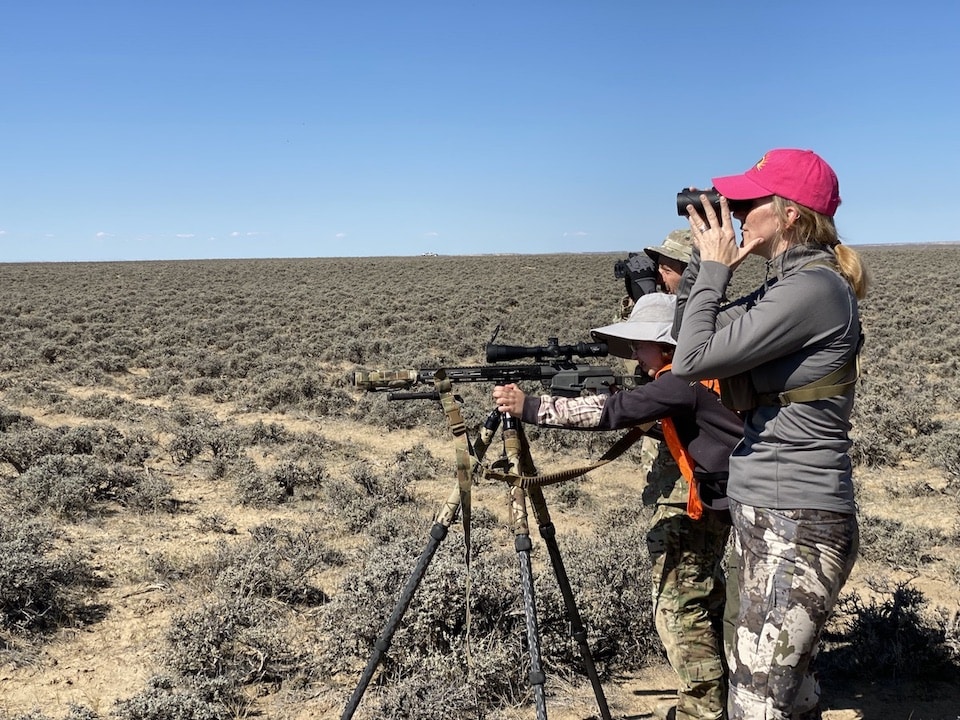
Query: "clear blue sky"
3 1 959 262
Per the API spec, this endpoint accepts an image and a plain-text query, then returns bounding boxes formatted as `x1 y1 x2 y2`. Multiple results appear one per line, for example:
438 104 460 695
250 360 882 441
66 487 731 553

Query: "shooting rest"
341 370 648 720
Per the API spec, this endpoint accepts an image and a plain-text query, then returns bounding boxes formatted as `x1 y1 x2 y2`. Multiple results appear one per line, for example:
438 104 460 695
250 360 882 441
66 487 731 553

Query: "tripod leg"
506 419 610 719
527 485 612 720
341 486 460 720
503 416 549 720
511 485 549 720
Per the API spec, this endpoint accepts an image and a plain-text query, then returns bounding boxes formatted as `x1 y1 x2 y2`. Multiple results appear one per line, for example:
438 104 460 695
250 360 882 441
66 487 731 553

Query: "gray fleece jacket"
672 244 861 514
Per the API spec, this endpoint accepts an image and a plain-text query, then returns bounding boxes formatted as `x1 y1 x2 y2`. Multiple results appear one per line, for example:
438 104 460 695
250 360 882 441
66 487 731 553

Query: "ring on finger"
699 224 708 232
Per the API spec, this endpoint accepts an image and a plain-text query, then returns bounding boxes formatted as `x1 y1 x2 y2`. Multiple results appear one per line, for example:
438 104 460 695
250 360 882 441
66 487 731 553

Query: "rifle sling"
483 423 651 489
433 372 476 666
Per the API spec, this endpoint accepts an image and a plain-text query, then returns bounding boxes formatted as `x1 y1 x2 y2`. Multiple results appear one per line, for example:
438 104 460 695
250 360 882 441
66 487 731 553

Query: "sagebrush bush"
858 514 943 568
316 509 526 717
8 454 154 519
318 502 659 717
165 595 309 688
197 522 338 605
534 508 661 677
0 518 100 636
110 675 228 720
230 456 288 507
822 579 960 681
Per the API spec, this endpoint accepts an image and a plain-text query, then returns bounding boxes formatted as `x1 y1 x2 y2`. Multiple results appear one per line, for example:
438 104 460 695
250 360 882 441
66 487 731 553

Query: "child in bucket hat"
493 292 742 720
591 292 677 364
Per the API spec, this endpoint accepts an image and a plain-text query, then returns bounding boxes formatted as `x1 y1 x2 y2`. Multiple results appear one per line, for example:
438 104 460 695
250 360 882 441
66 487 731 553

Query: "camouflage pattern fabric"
725 501 858 719
615 294 641 379
617 293 635 322
644 443 731 720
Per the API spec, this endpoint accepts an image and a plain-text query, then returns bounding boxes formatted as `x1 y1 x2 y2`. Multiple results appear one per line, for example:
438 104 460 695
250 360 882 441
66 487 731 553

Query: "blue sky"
3 1 959 262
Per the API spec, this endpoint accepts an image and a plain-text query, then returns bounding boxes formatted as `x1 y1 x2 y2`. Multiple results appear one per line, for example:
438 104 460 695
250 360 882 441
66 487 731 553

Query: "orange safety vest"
654 364 721 521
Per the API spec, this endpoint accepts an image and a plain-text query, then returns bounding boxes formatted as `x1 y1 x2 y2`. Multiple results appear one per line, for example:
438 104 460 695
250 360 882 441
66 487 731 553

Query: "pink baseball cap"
712 148 841 217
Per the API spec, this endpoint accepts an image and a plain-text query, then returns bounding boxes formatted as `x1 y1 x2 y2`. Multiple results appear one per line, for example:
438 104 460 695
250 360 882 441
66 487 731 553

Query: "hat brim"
590 320 675 360
712 173 773 202
644 246 686 264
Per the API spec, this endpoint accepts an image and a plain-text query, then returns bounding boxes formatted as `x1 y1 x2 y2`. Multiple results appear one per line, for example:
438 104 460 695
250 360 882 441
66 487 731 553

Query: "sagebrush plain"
1 246 959 720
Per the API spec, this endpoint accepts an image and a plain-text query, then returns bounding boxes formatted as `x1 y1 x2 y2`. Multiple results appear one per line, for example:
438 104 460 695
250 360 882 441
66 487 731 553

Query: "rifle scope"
486 338 608 363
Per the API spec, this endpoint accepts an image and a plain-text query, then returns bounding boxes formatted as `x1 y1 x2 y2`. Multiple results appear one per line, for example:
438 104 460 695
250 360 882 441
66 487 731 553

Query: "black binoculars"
676 189 753 218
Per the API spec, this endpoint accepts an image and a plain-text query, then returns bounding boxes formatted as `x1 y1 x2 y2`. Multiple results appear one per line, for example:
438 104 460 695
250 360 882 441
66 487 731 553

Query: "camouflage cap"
644 229 692 265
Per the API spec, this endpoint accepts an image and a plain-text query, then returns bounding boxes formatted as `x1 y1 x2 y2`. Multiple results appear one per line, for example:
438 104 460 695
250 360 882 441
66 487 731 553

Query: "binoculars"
676 189 753 218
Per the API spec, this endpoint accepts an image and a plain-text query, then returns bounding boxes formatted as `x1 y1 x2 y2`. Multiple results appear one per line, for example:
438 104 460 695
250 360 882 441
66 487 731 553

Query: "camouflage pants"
646 445 731 720
725 501 858 720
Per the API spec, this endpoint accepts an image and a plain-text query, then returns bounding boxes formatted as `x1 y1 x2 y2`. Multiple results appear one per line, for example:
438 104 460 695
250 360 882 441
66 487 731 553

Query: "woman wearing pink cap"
672 149 869 719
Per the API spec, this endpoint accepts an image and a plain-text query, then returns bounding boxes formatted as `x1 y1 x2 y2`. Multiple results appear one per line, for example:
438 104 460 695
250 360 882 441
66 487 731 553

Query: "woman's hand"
492 383 526 416
686 194 758 270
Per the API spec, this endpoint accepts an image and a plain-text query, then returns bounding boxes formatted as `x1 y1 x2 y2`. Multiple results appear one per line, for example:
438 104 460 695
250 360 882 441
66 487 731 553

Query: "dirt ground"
2 407 959 720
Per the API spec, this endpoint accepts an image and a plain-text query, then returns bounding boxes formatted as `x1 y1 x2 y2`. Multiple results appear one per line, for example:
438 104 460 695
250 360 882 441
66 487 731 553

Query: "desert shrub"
197 523 337 605
65 424 153 466
849 381 909 468
316 513 526 717
132 370 186 398
857 514 942 568
71 392 148 421
187 377 229 399
123 471 175 514
247 373 352 414
271 460 327 497
165 595 309 687
320 505 658 717
0 707 100 720
389 442 446 486
245 419 290 445
195 513 238 535
0 406 33 432
349 391 449 434
534 509 660 676
8 455 151 519
0 422 151 475
322 476 379 532
823 579 960 681
168 426 205 464
229 457 289 507
110 675 228 720
322 459 418 532
166 414 241 465
927 421 960 490
0 518 101 636
9 455 108 519
0 426 74 474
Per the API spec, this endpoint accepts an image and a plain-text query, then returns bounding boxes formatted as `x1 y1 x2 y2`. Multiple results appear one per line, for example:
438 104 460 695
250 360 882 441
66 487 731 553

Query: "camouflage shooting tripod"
341 370 646 720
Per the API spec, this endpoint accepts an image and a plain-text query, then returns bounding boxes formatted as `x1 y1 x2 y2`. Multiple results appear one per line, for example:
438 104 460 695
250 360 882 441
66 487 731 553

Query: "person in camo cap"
608 228 730 719
495 291 741 720
645 228 694 296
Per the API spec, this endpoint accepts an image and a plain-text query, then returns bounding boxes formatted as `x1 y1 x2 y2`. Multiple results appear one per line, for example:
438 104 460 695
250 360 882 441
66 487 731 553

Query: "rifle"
354 325 633 399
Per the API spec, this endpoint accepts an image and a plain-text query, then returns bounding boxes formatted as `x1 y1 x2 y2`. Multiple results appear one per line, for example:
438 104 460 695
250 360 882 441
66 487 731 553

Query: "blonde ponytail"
775 196 869 299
